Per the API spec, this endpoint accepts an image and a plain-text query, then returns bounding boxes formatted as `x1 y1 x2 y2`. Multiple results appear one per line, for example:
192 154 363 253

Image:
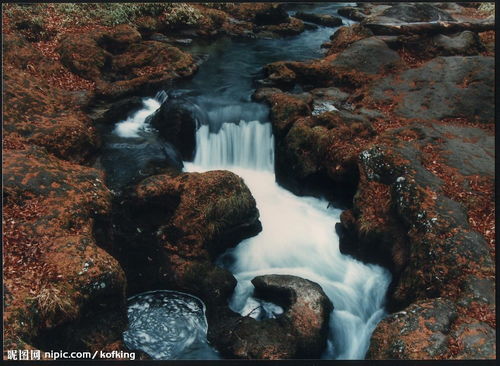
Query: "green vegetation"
205 191 255 237
4 2 204 28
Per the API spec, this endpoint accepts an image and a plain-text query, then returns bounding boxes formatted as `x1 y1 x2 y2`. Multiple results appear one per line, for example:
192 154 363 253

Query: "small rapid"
185 120 391 359
110 3 391 359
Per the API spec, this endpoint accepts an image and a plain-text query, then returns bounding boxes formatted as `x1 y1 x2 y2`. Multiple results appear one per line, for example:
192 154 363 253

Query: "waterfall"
113 5 392 357
192 121 274 171
113 91 166 138
186 118 392 360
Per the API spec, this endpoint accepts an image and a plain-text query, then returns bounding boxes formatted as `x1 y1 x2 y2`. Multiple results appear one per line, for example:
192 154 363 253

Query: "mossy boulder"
211 275 333 359
3 147 126 354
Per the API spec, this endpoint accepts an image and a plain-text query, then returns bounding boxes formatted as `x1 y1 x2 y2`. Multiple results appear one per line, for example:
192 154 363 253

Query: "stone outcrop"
367 56 494 123
337 122 495 359
57 28 197 101
363 3 455 24
111 170 261 295
3 35 99 164
368 298 458 359
3 147 127 353
211 275 333 359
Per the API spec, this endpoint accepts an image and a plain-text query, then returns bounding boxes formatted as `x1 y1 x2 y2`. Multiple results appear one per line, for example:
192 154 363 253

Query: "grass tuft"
33 285 78 322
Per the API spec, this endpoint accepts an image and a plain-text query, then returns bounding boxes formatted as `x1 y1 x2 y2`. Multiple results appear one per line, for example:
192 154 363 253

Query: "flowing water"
110 3 391 359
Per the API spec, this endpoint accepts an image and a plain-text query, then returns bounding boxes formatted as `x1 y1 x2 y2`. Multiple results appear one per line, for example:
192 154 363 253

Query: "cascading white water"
113 3 390 357
113 91 168 138
185 120 392 360
193 121 274 171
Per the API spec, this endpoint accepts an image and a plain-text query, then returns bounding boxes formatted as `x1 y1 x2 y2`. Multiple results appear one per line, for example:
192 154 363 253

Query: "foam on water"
113 97 162 138
185 120 392 359
123 291 220 360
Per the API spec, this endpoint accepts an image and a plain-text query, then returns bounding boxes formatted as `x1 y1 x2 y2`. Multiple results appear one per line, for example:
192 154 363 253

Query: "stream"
105 3 392 360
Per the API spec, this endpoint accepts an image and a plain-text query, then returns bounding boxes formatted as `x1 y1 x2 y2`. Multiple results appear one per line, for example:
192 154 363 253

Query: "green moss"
5 3 205 28
204 191 255 237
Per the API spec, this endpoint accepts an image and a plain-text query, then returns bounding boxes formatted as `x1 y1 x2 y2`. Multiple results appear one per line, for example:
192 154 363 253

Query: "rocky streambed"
3 2 495 361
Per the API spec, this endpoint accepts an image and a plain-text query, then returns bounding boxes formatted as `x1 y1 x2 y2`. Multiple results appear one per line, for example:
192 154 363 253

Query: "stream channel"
100 3 391 360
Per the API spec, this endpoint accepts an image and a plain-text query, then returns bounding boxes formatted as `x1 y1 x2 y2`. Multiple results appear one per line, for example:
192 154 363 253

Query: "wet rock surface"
330 37 401 75
98 139 184 193
211 275 332 359
295 12 342 28
364 3 455 24
253 4 289 26
147 97 201 160
431 31 485 56
252 275 333 356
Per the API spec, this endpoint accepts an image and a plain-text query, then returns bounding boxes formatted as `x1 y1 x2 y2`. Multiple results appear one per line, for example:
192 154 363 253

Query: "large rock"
279 110 374 197
212 275 333 359
331 37 401 75
451 321 496 359
367 298 458 359
98 24 142 54
326 24 374 54
295 12 342 27
111 170 261 295
263 91 312 136
339 122 495 308
110 41 194 77
369 56 494 123
431 31 485 56
58 32 111 81
57 29 197 101
365 3 455 24
3 147 127 353
337 7 368 21
254 4 289 25
99 140 184 193
3 70 99 164
147 96 202 160
252 275 333 356
256 17 305 37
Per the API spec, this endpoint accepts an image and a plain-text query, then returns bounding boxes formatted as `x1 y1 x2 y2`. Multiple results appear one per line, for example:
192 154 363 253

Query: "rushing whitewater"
113 3 390 359
185 119 391 359
114 96 391 359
